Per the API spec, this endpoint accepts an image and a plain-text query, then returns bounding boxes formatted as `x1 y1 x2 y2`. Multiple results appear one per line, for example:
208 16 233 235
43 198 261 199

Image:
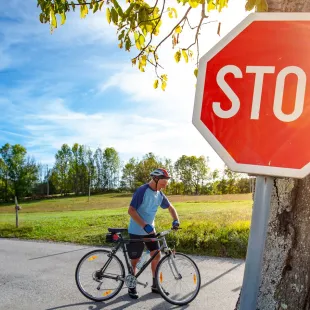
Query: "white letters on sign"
212 65 307 122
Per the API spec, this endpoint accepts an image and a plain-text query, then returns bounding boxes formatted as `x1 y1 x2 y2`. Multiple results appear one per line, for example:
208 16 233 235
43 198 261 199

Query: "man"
127 168 180 299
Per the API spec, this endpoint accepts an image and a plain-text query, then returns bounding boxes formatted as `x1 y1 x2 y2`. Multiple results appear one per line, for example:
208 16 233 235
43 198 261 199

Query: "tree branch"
153 6 192 57
183 3 207 51
132 0 166 61
68 0 101 6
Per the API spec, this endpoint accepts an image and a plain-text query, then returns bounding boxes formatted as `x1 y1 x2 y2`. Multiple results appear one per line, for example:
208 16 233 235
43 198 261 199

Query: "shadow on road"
201 262 243 289
45 291 164 310
29 247 91 260
46 261 243 310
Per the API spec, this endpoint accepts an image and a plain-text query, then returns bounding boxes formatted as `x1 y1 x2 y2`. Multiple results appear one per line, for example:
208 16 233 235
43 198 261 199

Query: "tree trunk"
235 1 310 309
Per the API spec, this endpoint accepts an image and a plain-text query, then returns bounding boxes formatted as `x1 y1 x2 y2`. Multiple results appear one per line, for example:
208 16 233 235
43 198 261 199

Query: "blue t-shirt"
128 183 171 235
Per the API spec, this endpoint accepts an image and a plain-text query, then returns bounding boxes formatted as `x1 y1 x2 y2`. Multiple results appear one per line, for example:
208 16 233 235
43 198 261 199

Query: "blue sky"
0 0 250 170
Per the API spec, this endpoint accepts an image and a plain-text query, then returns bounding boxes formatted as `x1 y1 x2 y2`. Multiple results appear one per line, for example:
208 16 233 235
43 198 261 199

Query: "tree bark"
235 1 310 309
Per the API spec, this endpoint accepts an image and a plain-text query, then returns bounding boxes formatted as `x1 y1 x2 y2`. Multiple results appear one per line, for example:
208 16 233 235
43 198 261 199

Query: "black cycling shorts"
127 233 160 259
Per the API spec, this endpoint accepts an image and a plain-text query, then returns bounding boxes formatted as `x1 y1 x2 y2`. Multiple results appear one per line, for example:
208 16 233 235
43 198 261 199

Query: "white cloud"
94 0 251 169
1 0 251 172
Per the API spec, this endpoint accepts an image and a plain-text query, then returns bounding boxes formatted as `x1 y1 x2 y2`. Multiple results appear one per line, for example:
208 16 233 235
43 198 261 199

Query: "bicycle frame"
99 233 173 281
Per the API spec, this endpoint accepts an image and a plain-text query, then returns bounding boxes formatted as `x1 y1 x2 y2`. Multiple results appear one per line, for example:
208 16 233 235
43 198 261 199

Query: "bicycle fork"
167 254 182 280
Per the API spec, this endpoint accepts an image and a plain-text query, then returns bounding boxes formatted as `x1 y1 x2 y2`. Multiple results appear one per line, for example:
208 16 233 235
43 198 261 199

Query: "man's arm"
168 205 179 222
128 206 147 227
128 206 154 233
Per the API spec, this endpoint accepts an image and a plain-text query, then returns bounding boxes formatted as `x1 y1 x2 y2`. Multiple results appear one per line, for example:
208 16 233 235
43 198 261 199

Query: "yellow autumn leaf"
141 55 147 66
175 26 182 34
161 74 168 81
154 79 159 89
106 8 111 24
182 49 188 63
189 0 199 8
174 51 181 63
161 81 167 91
80 4 88 19
135 39 141 50
207 0 216 11
50 8 57 29
194 68 198 78
60 12 66 25
139 34 145 47
171 8 178 18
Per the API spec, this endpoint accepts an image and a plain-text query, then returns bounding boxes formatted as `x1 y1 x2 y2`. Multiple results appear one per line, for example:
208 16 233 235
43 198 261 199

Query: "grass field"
0 193 253 258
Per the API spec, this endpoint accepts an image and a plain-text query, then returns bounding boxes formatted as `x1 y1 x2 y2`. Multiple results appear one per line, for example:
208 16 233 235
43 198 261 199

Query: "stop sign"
193 13 310 179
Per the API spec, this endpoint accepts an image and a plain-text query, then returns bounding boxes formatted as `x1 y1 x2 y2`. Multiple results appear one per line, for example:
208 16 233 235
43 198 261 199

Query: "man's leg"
130 258 140 275
127 234 144 299
150 250 161 278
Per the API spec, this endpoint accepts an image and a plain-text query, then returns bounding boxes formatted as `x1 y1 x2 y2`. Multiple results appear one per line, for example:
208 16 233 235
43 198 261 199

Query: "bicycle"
75 227 201 306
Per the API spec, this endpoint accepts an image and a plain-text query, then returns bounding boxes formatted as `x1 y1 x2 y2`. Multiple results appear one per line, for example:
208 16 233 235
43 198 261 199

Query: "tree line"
0 143 253 202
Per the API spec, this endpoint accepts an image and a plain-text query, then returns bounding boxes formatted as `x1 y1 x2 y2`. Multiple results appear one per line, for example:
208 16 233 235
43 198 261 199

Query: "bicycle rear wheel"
75 249 125 302
155 252 201 306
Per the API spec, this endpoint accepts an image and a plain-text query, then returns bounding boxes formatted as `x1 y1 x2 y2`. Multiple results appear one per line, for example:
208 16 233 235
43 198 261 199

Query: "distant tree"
0 143 39 200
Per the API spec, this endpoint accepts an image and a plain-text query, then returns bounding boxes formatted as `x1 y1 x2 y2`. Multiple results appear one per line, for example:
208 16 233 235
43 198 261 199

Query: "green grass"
0 193 252 259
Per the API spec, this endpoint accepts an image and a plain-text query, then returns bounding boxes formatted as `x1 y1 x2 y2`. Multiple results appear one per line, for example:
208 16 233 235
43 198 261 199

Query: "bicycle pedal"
137 281 148 288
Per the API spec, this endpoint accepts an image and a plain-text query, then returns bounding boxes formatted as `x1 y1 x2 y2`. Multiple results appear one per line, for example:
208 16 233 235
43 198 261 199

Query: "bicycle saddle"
108 228 128 233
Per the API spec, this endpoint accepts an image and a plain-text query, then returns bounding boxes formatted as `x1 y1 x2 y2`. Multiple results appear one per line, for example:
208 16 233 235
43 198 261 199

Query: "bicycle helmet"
150 168 171 179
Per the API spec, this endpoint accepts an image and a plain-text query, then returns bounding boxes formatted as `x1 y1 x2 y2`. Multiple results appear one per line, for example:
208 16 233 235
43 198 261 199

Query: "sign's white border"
192 13 310 179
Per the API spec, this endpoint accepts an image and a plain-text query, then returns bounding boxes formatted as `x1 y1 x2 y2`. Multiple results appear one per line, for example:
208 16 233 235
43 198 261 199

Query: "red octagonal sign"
193 13 310 179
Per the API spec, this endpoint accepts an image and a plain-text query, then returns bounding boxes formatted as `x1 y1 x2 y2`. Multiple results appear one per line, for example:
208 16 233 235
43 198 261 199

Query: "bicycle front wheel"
75 249 125 302
155 252 201 306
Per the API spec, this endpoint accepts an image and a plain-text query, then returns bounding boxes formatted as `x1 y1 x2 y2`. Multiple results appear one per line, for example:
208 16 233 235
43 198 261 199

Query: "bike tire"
75 249 125 302
155 252 201 306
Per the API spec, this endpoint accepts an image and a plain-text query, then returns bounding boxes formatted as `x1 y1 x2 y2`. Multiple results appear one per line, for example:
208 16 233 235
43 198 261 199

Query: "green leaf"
154 79 159 89
194 68 198 78
174 51 181 63
111 7 118 24
182 49 188 63
106 8 111 24
124 3 135 17
245 0 255 11
125 37 131 51
70 1 76 11
118 30 125 40
50 8 57 29
80 4 88 19
188 0 199 8
112 0 124 18
93 2 99 13
60 12 66 25
39 13 44 23
256 0 268 12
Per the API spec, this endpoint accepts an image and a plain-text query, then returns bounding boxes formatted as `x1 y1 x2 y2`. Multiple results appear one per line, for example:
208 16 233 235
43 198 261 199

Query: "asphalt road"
0 239 244 310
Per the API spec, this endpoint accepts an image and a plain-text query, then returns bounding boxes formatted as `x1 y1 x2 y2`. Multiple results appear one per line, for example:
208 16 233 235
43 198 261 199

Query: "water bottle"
136 250 150 270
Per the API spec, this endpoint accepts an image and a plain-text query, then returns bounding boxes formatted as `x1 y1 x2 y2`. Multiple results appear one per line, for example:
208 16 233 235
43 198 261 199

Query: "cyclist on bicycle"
127 168 180 299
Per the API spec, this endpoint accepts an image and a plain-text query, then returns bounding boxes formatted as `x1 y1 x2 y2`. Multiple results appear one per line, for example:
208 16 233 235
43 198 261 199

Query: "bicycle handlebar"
155 227 182 238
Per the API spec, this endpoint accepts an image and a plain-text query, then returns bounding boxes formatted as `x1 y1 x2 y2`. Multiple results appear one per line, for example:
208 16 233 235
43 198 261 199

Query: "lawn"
0 193 253 258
